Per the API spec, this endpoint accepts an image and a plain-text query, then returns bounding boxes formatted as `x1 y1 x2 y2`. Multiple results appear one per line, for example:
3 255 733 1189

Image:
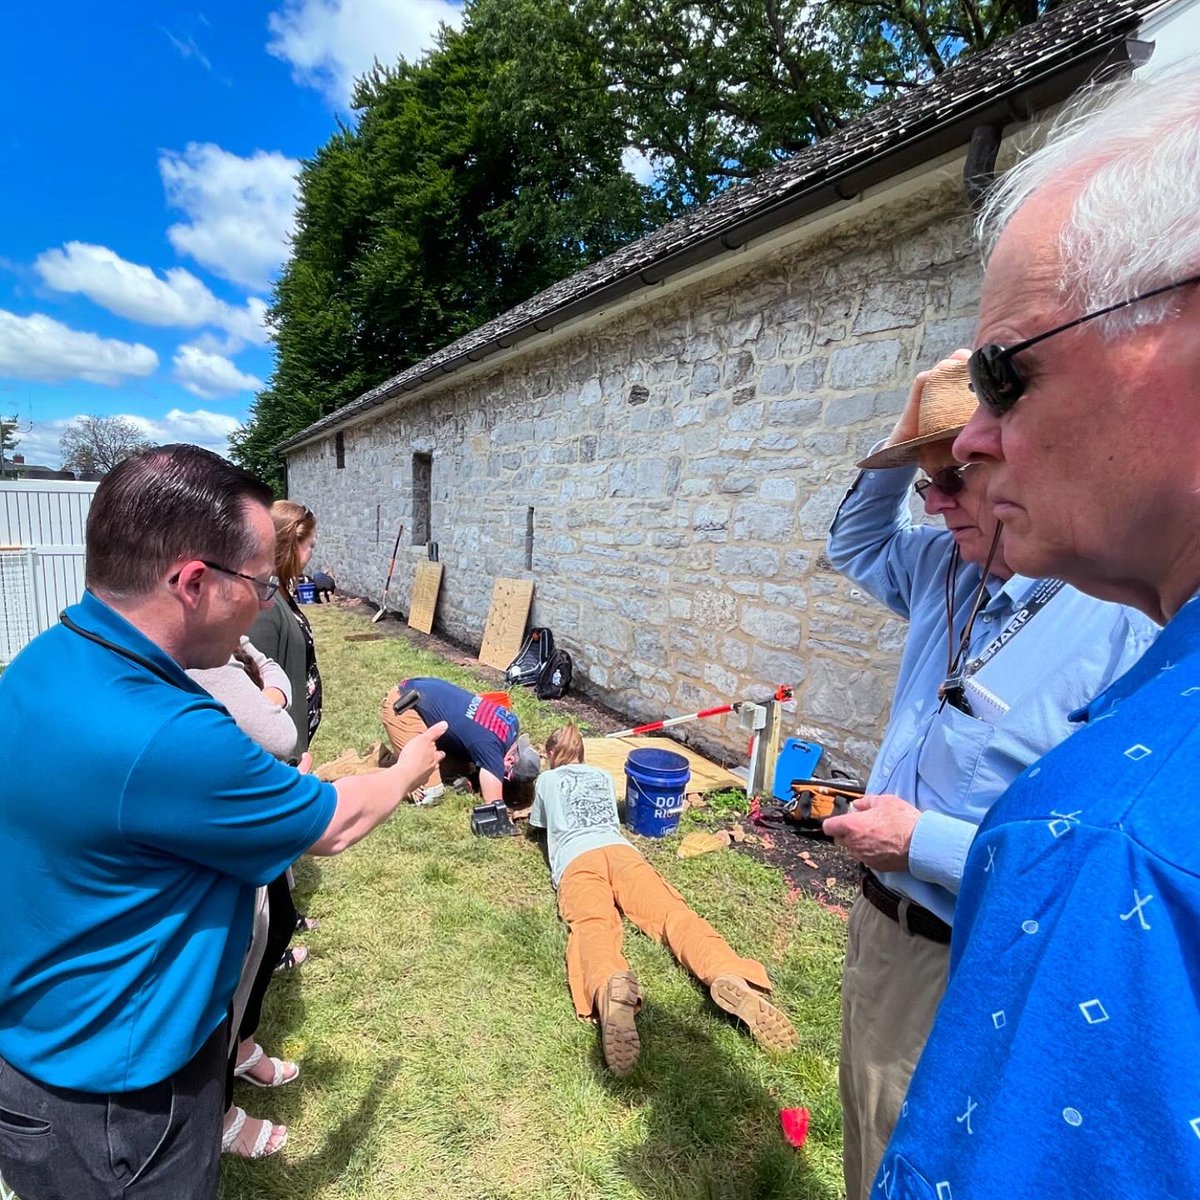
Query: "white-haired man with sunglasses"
874 60 1200 1199
824 359 1156 1199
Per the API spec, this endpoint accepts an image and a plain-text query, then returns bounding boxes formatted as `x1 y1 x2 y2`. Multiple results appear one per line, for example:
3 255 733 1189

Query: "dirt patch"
737 804 860 917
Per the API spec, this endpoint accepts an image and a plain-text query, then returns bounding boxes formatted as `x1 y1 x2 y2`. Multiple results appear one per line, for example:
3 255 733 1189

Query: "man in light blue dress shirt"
824 358 1157 1200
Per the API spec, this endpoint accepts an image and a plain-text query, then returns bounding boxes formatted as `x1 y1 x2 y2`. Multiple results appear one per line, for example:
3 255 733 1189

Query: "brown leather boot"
597 971 641 1076
710 975 798 1051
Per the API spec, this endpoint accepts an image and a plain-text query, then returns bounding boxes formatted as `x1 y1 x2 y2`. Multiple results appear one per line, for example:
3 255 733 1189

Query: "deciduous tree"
59 416 154 477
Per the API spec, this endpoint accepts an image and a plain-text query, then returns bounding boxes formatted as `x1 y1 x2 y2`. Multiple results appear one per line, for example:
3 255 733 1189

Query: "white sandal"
221 1106 288 1158
234 1043 300 1088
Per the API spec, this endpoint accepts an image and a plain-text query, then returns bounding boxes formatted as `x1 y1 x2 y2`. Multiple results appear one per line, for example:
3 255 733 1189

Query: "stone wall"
286 175 983 775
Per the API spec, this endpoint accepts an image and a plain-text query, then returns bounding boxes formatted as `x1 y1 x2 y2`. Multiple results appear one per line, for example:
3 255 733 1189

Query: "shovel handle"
381 524 404 596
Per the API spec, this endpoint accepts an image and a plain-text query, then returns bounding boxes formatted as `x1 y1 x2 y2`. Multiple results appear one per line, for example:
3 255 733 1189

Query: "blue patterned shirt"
878 594 1199 1199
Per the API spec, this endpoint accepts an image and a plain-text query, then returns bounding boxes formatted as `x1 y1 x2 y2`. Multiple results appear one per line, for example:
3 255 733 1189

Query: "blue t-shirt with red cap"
400 676 518 779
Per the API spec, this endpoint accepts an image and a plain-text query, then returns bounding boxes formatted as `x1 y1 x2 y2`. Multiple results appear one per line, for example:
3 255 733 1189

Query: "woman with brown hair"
250 500 322 757
244 502 321 986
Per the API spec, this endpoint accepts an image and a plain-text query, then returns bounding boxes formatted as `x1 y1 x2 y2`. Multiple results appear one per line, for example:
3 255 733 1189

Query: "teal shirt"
0 591 337 1091
531 764 632 887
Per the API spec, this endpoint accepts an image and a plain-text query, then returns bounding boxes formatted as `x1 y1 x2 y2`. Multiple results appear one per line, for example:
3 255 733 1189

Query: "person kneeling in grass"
530 723 797 1076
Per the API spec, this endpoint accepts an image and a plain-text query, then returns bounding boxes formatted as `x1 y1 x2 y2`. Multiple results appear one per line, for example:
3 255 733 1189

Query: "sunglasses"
968 272 1200 416
914 463 976 499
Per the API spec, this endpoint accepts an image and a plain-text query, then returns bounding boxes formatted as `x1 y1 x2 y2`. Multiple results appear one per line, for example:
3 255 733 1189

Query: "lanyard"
59 611 187 690
960 577 1066 681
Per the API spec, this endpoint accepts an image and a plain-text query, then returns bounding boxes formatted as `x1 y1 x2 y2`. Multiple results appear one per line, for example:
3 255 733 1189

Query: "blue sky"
0 0 461 467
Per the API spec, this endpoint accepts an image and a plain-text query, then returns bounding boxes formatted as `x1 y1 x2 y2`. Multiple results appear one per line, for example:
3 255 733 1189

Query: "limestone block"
767 398 821 427
724 352 755 388
760 364 793 395
798 482 849 541
721 636 750 669
715 546 780 578
760 477 797 502
804 659 889 727
919 317 977 366
704 661 740 697
691 589 738 630
739 606 802 649
749 645 808 689
727 404 764 432
692 363 721 395
852 281 927 333
756 432 801 452
829 339 903 390
732 501 795 542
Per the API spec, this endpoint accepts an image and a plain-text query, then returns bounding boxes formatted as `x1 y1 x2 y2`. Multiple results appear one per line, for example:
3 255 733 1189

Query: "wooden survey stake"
407 560 444 634
477 577 534 671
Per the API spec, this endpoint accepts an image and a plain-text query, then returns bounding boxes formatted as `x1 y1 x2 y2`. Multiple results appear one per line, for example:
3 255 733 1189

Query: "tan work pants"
840 895 950 1200
380 686 442 790
557 843 772 1017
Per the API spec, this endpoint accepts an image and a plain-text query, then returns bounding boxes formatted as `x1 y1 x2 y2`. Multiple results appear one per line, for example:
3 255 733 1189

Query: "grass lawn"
221 604 848 1200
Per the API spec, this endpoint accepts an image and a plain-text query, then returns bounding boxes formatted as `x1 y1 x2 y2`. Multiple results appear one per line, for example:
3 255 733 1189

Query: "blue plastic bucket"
295 582 316 605
625 748 691 838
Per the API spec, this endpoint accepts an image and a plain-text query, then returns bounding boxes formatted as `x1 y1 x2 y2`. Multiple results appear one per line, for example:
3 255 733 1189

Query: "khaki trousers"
557 844 772 1017
380 687 442 789
840 895 950 1200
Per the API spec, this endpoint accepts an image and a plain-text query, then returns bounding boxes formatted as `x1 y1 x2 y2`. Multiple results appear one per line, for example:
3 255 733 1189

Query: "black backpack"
535 648 573 700
506 627 554 688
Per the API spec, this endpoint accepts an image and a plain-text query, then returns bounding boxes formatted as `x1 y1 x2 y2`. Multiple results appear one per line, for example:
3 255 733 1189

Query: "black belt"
861 871 951 945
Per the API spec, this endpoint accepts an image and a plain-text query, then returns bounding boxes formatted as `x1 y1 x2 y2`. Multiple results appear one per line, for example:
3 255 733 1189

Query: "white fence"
0 480 97 667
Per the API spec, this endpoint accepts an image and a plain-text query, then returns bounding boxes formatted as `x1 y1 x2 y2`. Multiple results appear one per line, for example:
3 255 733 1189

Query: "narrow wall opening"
412 452 432 545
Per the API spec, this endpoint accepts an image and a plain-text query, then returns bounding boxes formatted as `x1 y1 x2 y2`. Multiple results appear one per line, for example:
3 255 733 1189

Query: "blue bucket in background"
625 748 691 838
295 582 316 605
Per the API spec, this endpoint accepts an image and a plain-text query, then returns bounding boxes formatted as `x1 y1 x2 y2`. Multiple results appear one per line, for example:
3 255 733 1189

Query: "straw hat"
857 359 978 469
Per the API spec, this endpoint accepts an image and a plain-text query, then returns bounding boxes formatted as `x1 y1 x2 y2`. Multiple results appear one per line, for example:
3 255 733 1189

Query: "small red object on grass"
779 1107 810 1148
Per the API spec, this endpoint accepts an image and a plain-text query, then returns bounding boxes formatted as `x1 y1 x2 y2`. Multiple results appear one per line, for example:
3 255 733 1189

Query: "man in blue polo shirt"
0 445 445 1199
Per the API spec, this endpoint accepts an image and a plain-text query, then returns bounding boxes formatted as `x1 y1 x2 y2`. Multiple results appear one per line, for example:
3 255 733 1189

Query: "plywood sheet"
582 736 743 802
407 560 444 634
478 577 534 670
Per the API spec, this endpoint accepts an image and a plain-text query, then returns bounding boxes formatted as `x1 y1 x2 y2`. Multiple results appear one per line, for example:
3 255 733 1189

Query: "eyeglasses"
914 463 976 499
170 560 280 602
968 272 1200 416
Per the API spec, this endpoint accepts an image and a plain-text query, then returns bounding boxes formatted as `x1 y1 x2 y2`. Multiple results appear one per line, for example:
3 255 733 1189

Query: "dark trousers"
238 872 296 1041
0 1020 227 1200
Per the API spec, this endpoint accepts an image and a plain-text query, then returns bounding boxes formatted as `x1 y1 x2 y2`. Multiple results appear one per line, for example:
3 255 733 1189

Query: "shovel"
372 523 404 623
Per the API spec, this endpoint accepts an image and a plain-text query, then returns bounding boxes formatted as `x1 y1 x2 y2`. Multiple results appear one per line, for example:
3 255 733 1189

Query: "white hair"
977 56 1200 331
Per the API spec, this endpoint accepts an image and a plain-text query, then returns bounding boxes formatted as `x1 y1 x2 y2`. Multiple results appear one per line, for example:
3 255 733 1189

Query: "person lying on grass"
529 723 797 1076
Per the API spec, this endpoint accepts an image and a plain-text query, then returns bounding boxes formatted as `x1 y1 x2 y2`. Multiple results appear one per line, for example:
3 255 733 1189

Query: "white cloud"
160 143 301 291
127 408 243 454
0 310 158 386
12 408 241 469
35 242 270 349
267 0 462 108
173 344 263 399
622 145 659 187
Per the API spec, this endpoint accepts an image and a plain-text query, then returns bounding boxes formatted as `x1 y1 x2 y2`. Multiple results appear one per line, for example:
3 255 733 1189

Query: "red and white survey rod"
604 685 794 739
